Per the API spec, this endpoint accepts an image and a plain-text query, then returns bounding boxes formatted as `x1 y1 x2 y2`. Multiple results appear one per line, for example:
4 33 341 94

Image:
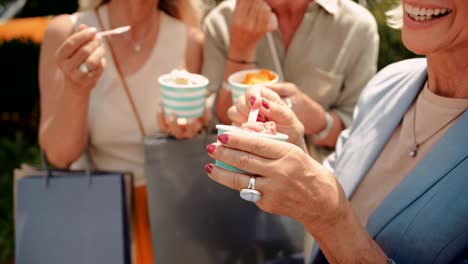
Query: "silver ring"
240 176 262 202
79 63 89 74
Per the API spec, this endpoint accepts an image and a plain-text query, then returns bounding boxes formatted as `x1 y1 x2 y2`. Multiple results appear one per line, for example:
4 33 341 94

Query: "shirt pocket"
293 65 344 109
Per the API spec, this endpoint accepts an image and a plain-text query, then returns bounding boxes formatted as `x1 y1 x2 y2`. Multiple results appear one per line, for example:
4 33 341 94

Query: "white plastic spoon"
96 25 131 38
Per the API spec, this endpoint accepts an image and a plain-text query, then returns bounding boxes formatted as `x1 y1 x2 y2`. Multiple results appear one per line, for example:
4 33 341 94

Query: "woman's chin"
402 36 432 56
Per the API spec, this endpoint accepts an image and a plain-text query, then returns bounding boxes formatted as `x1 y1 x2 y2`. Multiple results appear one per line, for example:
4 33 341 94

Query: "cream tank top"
71 6 188 186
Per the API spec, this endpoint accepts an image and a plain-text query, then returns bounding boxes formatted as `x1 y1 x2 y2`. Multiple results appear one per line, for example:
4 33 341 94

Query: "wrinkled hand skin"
206 132 387 263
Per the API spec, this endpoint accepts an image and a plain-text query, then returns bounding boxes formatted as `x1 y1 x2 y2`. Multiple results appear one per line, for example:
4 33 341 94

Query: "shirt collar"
313 0 339 14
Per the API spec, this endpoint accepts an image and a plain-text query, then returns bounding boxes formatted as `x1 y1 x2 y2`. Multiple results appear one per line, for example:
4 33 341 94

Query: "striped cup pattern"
158 73 209 118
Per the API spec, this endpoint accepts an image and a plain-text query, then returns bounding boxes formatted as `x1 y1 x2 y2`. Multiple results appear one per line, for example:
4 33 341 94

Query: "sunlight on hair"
386 3 403 29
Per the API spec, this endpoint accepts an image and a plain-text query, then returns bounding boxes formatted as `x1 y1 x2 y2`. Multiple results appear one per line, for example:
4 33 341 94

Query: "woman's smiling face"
402 0 468 55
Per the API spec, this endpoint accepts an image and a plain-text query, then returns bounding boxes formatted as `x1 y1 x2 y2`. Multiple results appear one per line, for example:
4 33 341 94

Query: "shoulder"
339 0 377 30
334 0 378 43
43 10 97 42
42 14 75 47
365 58 427 91
357 58 427 110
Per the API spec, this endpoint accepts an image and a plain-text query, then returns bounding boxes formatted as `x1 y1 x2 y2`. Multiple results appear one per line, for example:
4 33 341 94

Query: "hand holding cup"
158 70 210 139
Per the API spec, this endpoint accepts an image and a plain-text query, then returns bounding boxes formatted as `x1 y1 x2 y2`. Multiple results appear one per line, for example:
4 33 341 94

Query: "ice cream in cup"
228 69 278 105
158 70 209 119
215 124 288 173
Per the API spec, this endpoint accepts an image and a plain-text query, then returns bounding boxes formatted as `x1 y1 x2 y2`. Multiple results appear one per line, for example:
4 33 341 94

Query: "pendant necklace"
127 12 159 53
409 99 465 157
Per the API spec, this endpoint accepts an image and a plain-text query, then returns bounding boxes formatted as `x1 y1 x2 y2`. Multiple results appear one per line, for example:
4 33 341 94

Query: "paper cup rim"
228 69 279 88
216 124 288 141
158 73 209 88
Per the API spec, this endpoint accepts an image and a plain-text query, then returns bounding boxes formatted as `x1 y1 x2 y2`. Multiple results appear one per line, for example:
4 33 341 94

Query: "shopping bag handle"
40 150 92 188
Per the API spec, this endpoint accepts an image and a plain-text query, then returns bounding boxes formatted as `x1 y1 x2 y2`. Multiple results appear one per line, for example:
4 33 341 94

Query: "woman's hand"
228 0 277 61
205 132 348 227
268 82 345 147
267 82 329 136
205 133 389 262
55 24 106 97
228 86 305 148
158 106 211 139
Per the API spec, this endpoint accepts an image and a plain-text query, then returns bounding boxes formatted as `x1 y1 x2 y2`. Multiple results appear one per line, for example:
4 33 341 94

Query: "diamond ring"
240 176 262 202
79 63 89 74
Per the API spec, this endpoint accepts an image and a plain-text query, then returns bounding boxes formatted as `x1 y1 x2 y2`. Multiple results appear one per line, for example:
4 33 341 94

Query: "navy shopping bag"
14 155 132 264
144 133 304 264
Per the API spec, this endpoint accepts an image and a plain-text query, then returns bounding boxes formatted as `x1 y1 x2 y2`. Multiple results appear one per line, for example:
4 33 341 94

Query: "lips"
404 3 452 21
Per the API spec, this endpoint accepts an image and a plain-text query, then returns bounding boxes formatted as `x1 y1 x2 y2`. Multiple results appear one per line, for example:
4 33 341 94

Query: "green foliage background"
0 0 416 263
366 0 418 69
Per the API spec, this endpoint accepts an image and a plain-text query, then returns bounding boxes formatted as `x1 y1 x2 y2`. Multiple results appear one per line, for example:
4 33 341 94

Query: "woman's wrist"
227 44 257 64
64 81 92 102
293 93 327 136
306 200 354 238
226 57 256 65
313 111 334 141
306 202 388 263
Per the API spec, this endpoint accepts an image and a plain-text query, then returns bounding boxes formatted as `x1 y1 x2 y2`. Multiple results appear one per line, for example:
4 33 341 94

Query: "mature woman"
205 0 468 262
38 0 205 262
202 0 379 160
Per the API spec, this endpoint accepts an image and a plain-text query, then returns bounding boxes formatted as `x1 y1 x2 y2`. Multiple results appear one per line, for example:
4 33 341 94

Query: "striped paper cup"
228 69 278 105
158 73 209 118
215 124 288 173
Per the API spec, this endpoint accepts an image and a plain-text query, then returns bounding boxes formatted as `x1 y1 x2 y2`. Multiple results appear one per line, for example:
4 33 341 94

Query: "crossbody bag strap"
95 9 146 137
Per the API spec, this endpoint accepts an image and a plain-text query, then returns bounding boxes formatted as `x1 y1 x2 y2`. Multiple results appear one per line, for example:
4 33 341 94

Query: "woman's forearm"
39 86 90 168
305 203 388 264
215 46 256 124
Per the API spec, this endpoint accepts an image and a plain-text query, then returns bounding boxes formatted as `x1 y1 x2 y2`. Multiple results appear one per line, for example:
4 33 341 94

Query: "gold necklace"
408 99 465 157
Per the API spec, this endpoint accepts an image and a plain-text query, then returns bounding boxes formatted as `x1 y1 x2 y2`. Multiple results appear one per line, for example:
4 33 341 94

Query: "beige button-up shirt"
202 0 379 161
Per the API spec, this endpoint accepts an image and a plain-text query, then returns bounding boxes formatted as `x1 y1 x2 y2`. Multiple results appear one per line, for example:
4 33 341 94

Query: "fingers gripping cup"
228 69 278 105
215 124 288 173
158 70 209 119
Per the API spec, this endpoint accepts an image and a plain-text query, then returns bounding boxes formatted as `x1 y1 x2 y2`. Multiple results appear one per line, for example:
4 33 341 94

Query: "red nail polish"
205 164 213 174
249 96 256 107
262 99 270 110
217 134 229 144
206 144 216 154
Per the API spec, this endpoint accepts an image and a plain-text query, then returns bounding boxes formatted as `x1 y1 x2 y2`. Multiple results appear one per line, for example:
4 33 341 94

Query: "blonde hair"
386 3 403 29
78 0 211 28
